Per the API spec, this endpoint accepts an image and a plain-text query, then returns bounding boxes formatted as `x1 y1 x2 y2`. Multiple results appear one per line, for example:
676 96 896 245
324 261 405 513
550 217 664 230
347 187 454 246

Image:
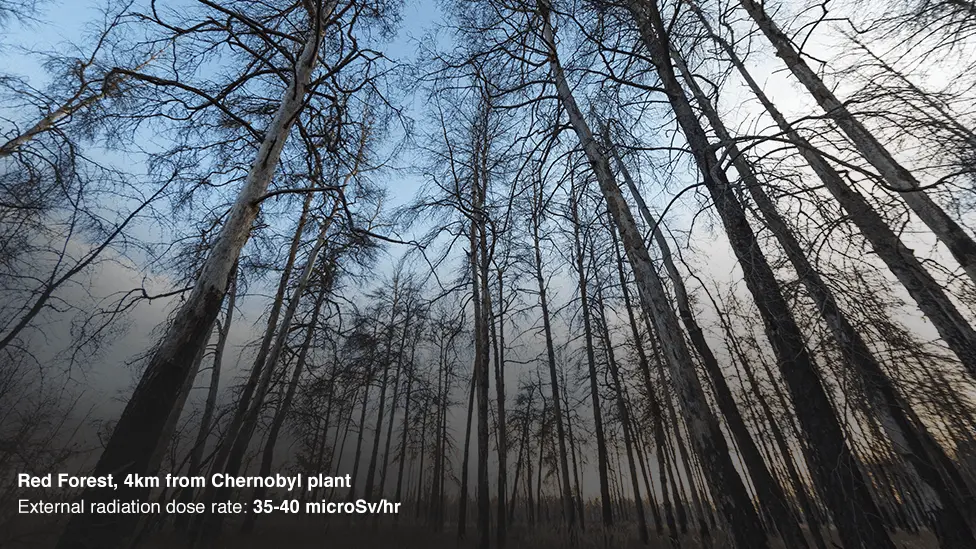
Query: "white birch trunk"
54 8 331 548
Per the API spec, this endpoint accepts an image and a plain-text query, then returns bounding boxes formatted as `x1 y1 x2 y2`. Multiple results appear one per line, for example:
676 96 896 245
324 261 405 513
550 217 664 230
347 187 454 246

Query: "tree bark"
537 4 767 546
738 0 976 288
174 265 238 532
626 3 896 547
53 6 332 546
609 122 809 548
673 46 976 547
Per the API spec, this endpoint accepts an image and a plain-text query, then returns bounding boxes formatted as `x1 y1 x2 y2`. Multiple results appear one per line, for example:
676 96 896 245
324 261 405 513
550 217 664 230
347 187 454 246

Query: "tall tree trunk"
364 285 403 501
174 265 238 532
202 208 335 541
53 7 333 546
592 268 649 544
609 132 809 548
535 400 546 523
414 393 429 519
537 5 767 546
380 304 412 497
632 415 664 536
659 353 712 544
350 365 375 501
330 392 355 501
673 47 976 547
686 1 976 382
379 324 406 497
527 399 537 527
613 227 679 545
458 370 477 538
149 324 213 478
205 193 313 478
492 268 508 546
569 180 614 529
242 266 332 532
186 193 315 542
560 362 587 529
439 381 449 525
509 387 534 524
472 133 493 549
430 339 448 530
722 322 830 549
704 0 976 504
394 333 418 522
311 371 337 502
626 3 896 547
737 0 976 288
577 393 589 526
529 175 577 532
647 335 690 537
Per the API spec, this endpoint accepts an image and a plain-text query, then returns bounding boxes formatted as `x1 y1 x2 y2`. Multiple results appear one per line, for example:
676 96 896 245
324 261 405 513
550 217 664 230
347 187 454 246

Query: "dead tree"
55 3 341 547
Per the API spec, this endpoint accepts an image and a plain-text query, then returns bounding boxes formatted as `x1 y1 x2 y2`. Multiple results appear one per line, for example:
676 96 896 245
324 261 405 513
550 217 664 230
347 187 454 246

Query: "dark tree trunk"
492 269 508 546
379 304 412 498
394 334 418 521
173 265 236 532
242 268 331 532
676 45 976 547
365 286 403 501
692 2 976 381
569 179 614 529
530 175 577 531
457 370 477 538
350 368 375 501
538 5 767 546
626 3 897 547
738 0 976 288
593 267 649 544
610 136 809 548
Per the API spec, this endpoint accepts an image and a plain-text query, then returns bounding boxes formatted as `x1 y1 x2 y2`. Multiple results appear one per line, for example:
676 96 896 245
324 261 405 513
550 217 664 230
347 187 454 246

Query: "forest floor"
135 516 941 549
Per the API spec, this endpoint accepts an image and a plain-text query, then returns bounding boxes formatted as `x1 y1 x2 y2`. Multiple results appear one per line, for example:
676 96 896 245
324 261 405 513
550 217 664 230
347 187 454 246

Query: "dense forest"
2 0 976 548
